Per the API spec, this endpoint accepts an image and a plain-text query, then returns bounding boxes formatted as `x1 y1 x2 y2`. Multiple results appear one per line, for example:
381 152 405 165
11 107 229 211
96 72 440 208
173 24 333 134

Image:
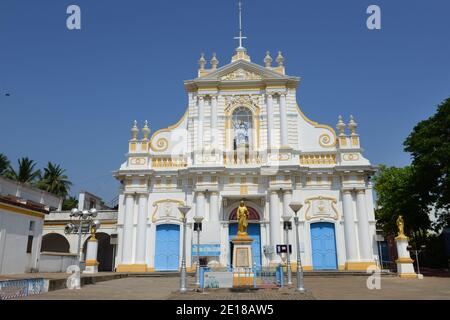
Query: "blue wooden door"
229 223 262 267
155 224 180 271
310 223 338 270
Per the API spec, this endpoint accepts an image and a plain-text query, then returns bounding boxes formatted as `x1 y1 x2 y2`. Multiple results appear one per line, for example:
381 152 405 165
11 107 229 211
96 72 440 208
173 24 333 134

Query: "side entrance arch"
310 222 338 270
154 224 180 271
83 232 114 271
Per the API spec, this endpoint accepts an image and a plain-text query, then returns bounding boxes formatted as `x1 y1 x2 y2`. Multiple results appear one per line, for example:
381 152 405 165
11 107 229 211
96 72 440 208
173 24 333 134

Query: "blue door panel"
310 223 338 270
155 224 180 271
229 223 262 267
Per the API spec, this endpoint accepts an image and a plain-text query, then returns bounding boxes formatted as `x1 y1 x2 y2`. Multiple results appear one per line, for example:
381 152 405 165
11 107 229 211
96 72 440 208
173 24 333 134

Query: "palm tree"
37 162 72 197
6 157 41 184
0 153 10 176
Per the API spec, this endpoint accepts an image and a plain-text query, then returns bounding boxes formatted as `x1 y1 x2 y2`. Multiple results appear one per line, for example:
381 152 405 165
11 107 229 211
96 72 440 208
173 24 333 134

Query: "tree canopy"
0 153 9 176
404 97 450 228
36 162 72 198
375 97 450 234
373 165 431 235
5 157 41 184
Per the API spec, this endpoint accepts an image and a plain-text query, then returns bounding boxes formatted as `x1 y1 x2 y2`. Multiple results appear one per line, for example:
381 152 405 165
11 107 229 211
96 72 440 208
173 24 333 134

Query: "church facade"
113 46 378 273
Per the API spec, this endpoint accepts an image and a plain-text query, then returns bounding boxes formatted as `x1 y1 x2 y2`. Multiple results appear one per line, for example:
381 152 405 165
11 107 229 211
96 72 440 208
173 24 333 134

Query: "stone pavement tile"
304 276 450 300
16 275 450 300
167 287 316 300
19 276 195 300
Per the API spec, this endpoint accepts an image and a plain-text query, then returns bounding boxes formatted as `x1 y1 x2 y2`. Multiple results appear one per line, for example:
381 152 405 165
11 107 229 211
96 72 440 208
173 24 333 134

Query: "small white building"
0 176 62 275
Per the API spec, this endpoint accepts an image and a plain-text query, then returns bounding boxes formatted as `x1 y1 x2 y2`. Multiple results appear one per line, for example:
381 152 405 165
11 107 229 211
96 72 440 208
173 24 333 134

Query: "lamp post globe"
70 208 80 218
89 208 98 218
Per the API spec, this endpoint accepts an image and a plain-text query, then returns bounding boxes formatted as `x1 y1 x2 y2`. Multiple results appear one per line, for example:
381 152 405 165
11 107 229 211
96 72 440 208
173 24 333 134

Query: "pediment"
197 60 292 82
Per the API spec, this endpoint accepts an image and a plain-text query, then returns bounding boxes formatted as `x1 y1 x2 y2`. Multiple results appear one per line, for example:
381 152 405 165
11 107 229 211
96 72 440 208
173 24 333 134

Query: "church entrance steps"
301 270 396 277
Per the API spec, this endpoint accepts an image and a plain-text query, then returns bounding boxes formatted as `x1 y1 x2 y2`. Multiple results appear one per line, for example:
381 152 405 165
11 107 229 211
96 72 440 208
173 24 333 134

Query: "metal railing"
200 264 284 290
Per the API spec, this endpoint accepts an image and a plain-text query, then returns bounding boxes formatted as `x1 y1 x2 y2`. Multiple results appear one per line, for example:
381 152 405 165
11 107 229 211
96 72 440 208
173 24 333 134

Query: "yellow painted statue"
237 201 249 236
396 215 405 238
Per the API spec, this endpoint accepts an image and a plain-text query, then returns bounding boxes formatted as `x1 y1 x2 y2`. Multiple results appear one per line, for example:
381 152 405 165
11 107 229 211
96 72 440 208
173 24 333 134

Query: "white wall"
39 252 78 272
0 209 43 275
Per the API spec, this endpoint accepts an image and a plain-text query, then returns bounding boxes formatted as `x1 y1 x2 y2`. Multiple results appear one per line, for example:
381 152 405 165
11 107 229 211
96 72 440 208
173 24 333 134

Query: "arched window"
232 107 253 150
41 233 70 253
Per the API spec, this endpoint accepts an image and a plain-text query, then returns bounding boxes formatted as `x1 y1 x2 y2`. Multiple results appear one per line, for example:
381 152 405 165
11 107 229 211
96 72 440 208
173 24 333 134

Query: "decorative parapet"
299 153 336 165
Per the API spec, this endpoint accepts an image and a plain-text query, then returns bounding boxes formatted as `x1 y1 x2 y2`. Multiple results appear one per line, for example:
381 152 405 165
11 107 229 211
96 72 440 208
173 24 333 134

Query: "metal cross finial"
234 1 247 49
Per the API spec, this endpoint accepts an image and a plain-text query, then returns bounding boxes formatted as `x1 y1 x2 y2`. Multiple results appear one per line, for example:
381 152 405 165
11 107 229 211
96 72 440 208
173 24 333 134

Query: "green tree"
6 157 41 184
404 97 450 229
37 162 72 198
0 153 10 175
62 195 78 211
373 165 431 236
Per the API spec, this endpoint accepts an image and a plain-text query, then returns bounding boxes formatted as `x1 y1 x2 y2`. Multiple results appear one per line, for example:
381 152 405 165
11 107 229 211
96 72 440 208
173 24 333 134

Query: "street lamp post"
408 245 426 277
178 205 191 293
193 216 204 288
65 207 98 270
289 202 305 293
282 214 293 286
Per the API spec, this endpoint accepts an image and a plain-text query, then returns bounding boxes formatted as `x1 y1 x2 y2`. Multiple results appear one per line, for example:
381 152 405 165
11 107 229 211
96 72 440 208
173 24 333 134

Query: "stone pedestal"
395 236 416 278
231 235 254 287
231 235 253 268
236 144 248 165
83 238 99 274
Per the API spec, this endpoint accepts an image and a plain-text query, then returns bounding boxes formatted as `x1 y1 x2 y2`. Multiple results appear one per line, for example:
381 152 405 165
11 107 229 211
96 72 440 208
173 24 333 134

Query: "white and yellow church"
113 18 378 273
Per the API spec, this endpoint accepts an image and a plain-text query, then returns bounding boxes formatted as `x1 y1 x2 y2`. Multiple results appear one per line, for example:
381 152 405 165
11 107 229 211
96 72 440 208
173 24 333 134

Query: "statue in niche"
233 119 249 147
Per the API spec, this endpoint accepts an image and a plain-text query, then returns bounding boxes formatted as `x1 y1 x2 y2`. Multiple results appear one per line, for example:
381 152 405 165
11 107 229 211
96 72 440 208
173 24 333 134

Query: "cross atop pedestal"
234 1 247 50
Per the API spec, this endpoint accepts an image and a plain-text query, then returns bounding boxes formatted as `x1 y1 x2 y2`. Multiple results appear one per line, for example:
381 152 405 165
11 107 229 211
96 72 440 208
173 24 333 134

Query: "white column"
342 190 358 262
135 194 148 264
211 95 218 147
196 191 206 218
279 93 288 147
197 96 204 150
83 238 98 274
266 94 274 149
269 190 281 262
282 190 293 218
356 190 372 261
122 194 135 264
209 192 219 222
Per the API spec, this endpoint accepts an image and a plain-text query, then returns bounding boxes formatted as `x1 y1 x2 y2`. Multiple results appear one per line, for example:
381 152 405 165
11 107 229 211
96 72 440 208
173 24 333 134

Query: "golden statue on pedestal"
396 215 407 240
237 201 249 237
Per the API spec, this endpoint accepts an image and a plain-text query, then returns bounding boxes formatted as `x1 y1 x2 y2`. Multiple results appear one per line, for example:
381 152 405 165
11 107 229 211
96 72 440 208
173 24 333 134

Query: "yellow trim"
396 258 414 264
187 266 196 272
398 273 417 279
44 220 117 226
116 264 148 273
296 103 337 147
338 265 345 271
0 203 45 219
149 110 188 152
85 259 99 267
290 263 313 271
345 261 377 271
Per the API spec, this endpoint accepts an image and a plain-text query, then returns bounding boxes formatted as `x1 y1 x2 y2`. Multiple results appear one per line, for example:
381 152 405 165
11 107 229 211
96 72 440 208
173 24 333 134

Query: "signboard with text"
192 244 221 257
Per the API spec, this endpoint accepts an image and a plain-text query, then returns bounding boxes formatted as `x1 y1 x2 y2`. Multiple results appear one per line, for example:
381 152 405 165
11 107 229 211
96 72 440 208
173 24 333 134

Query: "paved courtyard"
17 275 450 300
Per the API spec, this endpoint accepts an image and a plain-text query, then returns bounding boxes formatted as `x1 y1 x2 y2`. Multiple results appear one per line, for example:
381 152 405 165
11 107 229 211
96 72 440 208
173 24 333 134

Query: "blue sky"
0 0 449 204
